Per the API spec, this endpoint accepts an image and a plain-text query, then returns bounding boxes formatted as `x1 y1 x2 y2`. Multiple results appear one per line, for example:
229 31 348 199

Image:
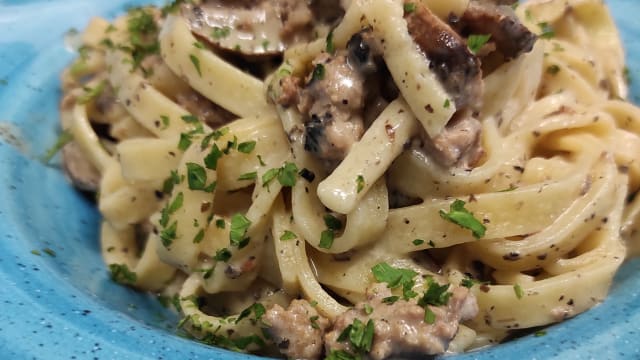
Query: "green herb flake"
326 350 358 360
538 22 555 39
312 64 325 82
178 132 193 151
257 154 266 166
371 262 418 289
162 170 181 194
323 214 343 231
309 315 320 329
280 230 297 241
624 66 632 85
160 115 170 129
363 304 374 315
439 199 486 239
186 162 208 190
467 34 492 54
461 278 475 288
193 229 205 244
237 140 257 154
238 171 257 181
403 2 416 13
212 26 231 39
42 130 73 163
382 296 399 304
262 167 280 187
534 330 547 337
412 239 424 246
337 318 375 353
181 114 199 124
514 283 525 299
262 40 270 51
547 64 561 75
193 41 205 49
319 229 334 249
230 213 251 248
326 29 335 54
424 306 436 324
236 303 266 324
109 263 137 285
443 99 451 108
204 144 224 170
31 250 41 256
215 218 226 229
356 175 365 193
214 248 232 262
418 278 452 307
189 54 202 77
77 80 107 104
278 162 299 187
160 220 178 248
428 240 436 247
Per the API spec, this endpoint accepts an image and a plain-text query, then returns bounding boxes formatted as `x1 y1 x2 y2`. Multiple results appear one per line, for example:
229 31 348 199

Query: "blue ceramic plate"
1 1 639 359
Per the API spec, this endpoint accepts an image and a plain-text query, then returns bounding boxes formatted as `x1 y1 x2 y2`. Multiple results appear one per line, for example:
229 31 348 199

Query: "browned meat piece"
295 30 384 162
325 283 478 359
264 299 330 360
450 0 537 61
405 2 483 110
61 141 100 192
182 0 313 56
174 90 235 128
429 111 484 168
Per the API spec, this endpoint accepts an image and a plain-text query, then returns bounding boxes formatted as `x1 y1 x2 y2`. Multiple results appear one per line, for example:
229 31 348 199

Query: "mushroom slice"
181 0 314 56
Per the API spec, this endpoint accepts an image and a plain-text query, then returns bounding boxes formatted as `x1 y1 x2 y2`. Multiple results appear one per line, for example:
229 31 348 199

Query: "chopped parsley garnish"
418 278 452 307
160 115 170 129
43 248 56 257
624 66 632 85
238 171 257 181
371 262 418 289
534 330 547 337
424 306 436 324
461 277 475 288
262 162 299 187
125 8 160 75
309 315 320 329
204 143 224 170
403 2 416 13
162 170 181 194
109 263 137 285
319 230 334 249
278 162 299 187
412 239 425 246
443 99 450 108
178 133 193 151
212 26 231 39
214 248 232 262
257 154 266 166
428 240 436 247
467 34 492 54
356 175 365 193
160 220 178 248
363 303 373 315
336 318 375 354
42 130 73 163
193 41 205 49
161 0 187 16
193 229 205 243
514 283 524 299
77 80 107 104
439 199 486 239
382 296 399 304
160 191 184 227
230 213 251 248
326 29 335 54
186 163 216 192
236 303 266 324
323 214 342 231
215 219 226 229
181 114 199 124
538 22 555 39
326 350 358 360
547 64 561 75
311 64 325 82
261 40 270 51
237 140 256 154
280 230 297 241
189 54 202 76
31 250 41 256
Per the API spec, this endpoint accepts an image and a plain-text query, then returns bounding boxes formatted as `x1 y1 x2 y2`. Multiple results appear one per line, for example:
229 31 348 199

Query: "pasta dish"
57 0 640 358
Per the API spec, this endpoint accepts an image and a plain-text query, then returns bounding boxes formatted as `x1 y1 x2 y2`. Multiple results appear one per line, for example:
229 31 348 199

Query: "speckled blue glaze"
0 1 638 359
